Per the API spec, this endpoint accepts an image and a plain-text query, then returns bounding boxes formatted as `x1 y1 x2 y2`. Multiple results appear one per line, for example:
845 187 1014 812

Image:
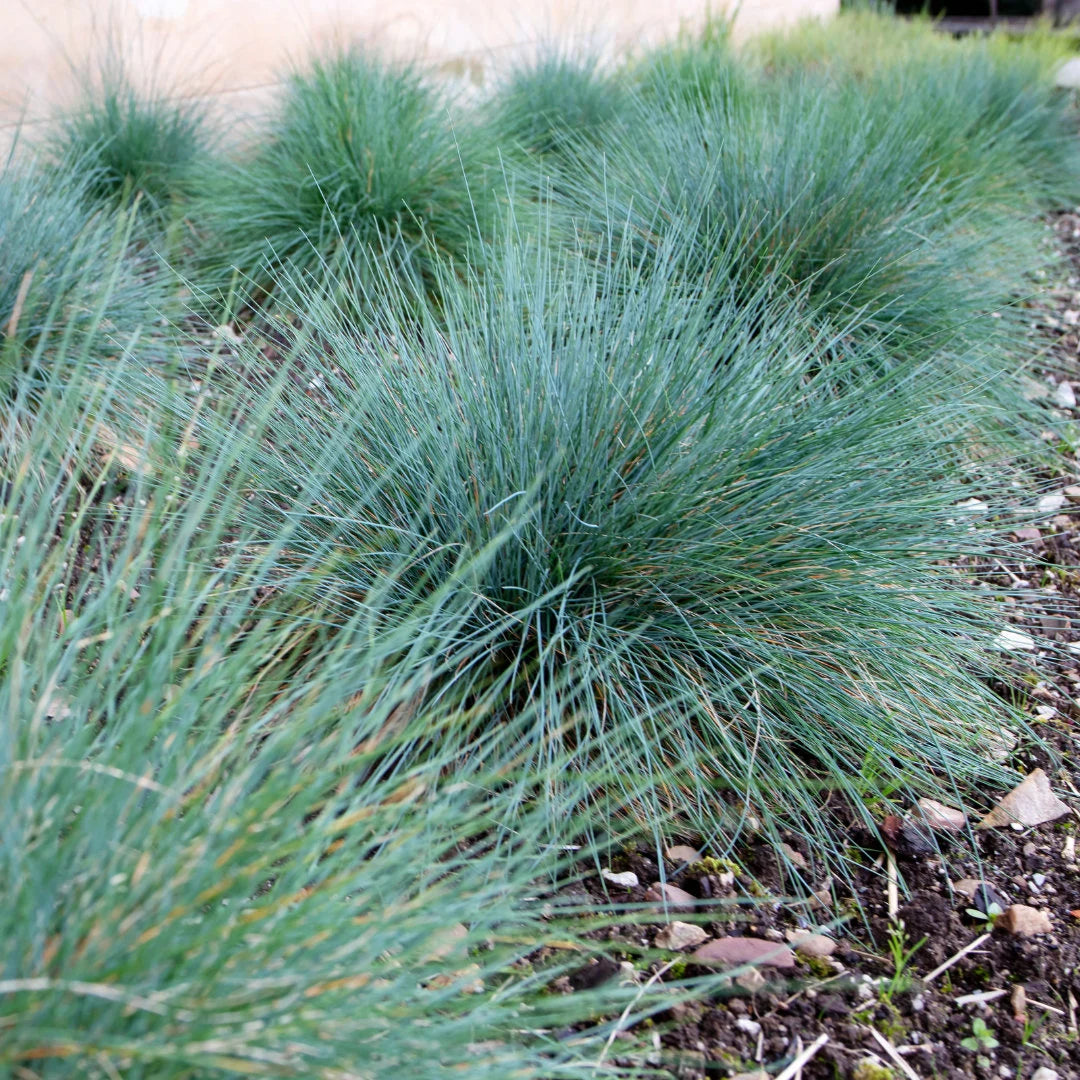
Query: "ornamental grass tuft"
0 157 158 402
484 47 629 166
48 57 214 223
195 48 491 311
0 355 701 1079
203 227 1029 869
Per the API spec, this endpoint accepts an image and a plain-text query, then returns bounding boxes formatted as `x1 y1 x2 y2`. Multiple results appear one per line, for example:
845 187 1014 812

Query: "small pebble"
644 881 696 911
1053 381 1076 409
1003 904 1053 937
665 844 701 865
601 869 639 889
655 921 709 950
786 931 837 959
780 842 808 870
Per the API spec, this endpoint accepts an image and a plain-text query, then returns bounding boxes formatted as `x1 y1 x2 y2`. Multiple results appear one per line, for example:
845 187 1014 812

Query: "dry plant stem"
868 1027 922 1080
774 1033 829 1080
595 959 678 1067
922 932 991 984
886 851 899 921
1024 998 1064 1016
954 988 1007 1007
6 268 34 338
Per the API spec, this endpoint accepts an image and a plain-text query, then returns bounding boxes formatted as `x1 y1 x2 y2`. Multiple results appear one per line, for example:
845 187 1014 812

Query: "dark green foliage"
196 48 489 310
485 49 629 164
49 62 213 221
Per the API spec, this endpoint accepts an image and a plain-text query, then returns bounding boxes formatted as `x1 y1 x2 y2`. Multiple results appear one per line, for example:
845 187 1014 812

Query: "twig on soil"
595 959 677 1068
955 988 1007 1007
886 851 899 921
1027 998 1065 1016
922 932 991 983
774 1033 828 1080
868 1027 922 1080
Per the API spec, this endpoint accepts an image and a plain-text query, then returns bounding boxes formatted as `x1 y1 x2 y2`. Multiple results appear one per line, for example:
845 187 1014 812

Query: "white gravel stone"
601 869 639 889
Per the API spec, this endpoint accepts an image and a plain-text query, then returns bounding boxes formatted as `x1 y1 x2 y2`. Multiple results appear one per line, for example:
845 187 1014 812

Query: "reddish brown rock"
644 882 697 911
690 936 796 970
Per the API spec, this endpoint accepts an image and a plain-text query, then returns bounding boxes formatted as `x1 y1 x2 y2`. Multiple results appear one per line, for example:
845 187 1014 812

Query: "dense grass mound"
752 13 1080 211
631 15 749 113
557 68 1059 372
49 62 213 222
196 48 488 310
0 364 695 1079
207 233 1027 866
484 49 628 166
0 159 155 399
6 16 1080 1076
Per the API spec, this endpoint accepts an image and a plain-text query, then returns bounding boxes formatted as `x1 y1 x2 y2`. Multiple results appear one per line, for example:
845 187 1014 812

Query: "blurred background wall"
2 0 838 136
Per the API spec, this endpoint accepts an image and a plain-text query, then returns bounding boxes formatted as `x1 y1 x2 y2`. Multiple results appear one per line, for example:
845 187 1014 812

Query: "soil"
546 216 1080 1080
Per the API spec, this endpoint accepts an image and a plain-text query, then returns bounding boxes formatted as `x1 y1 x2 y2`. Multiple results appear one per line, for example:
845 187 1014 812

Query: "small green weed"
882 920 926 1005
961 1016 1000 1068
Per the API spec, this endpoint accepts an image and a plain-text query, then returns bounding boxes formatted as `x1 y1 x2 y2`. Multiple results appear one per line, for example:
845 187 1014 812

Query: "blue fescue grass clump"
751 11 1080 210
5 17 1080 1076
195 48 490 311
0 157 159 400
208 228 1028 862
631 14 748 113
483 48 629 166
0 357 711 1078
546 10 1077 383
48 59 214 223
558 75 1038 368
547 45 1075 447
